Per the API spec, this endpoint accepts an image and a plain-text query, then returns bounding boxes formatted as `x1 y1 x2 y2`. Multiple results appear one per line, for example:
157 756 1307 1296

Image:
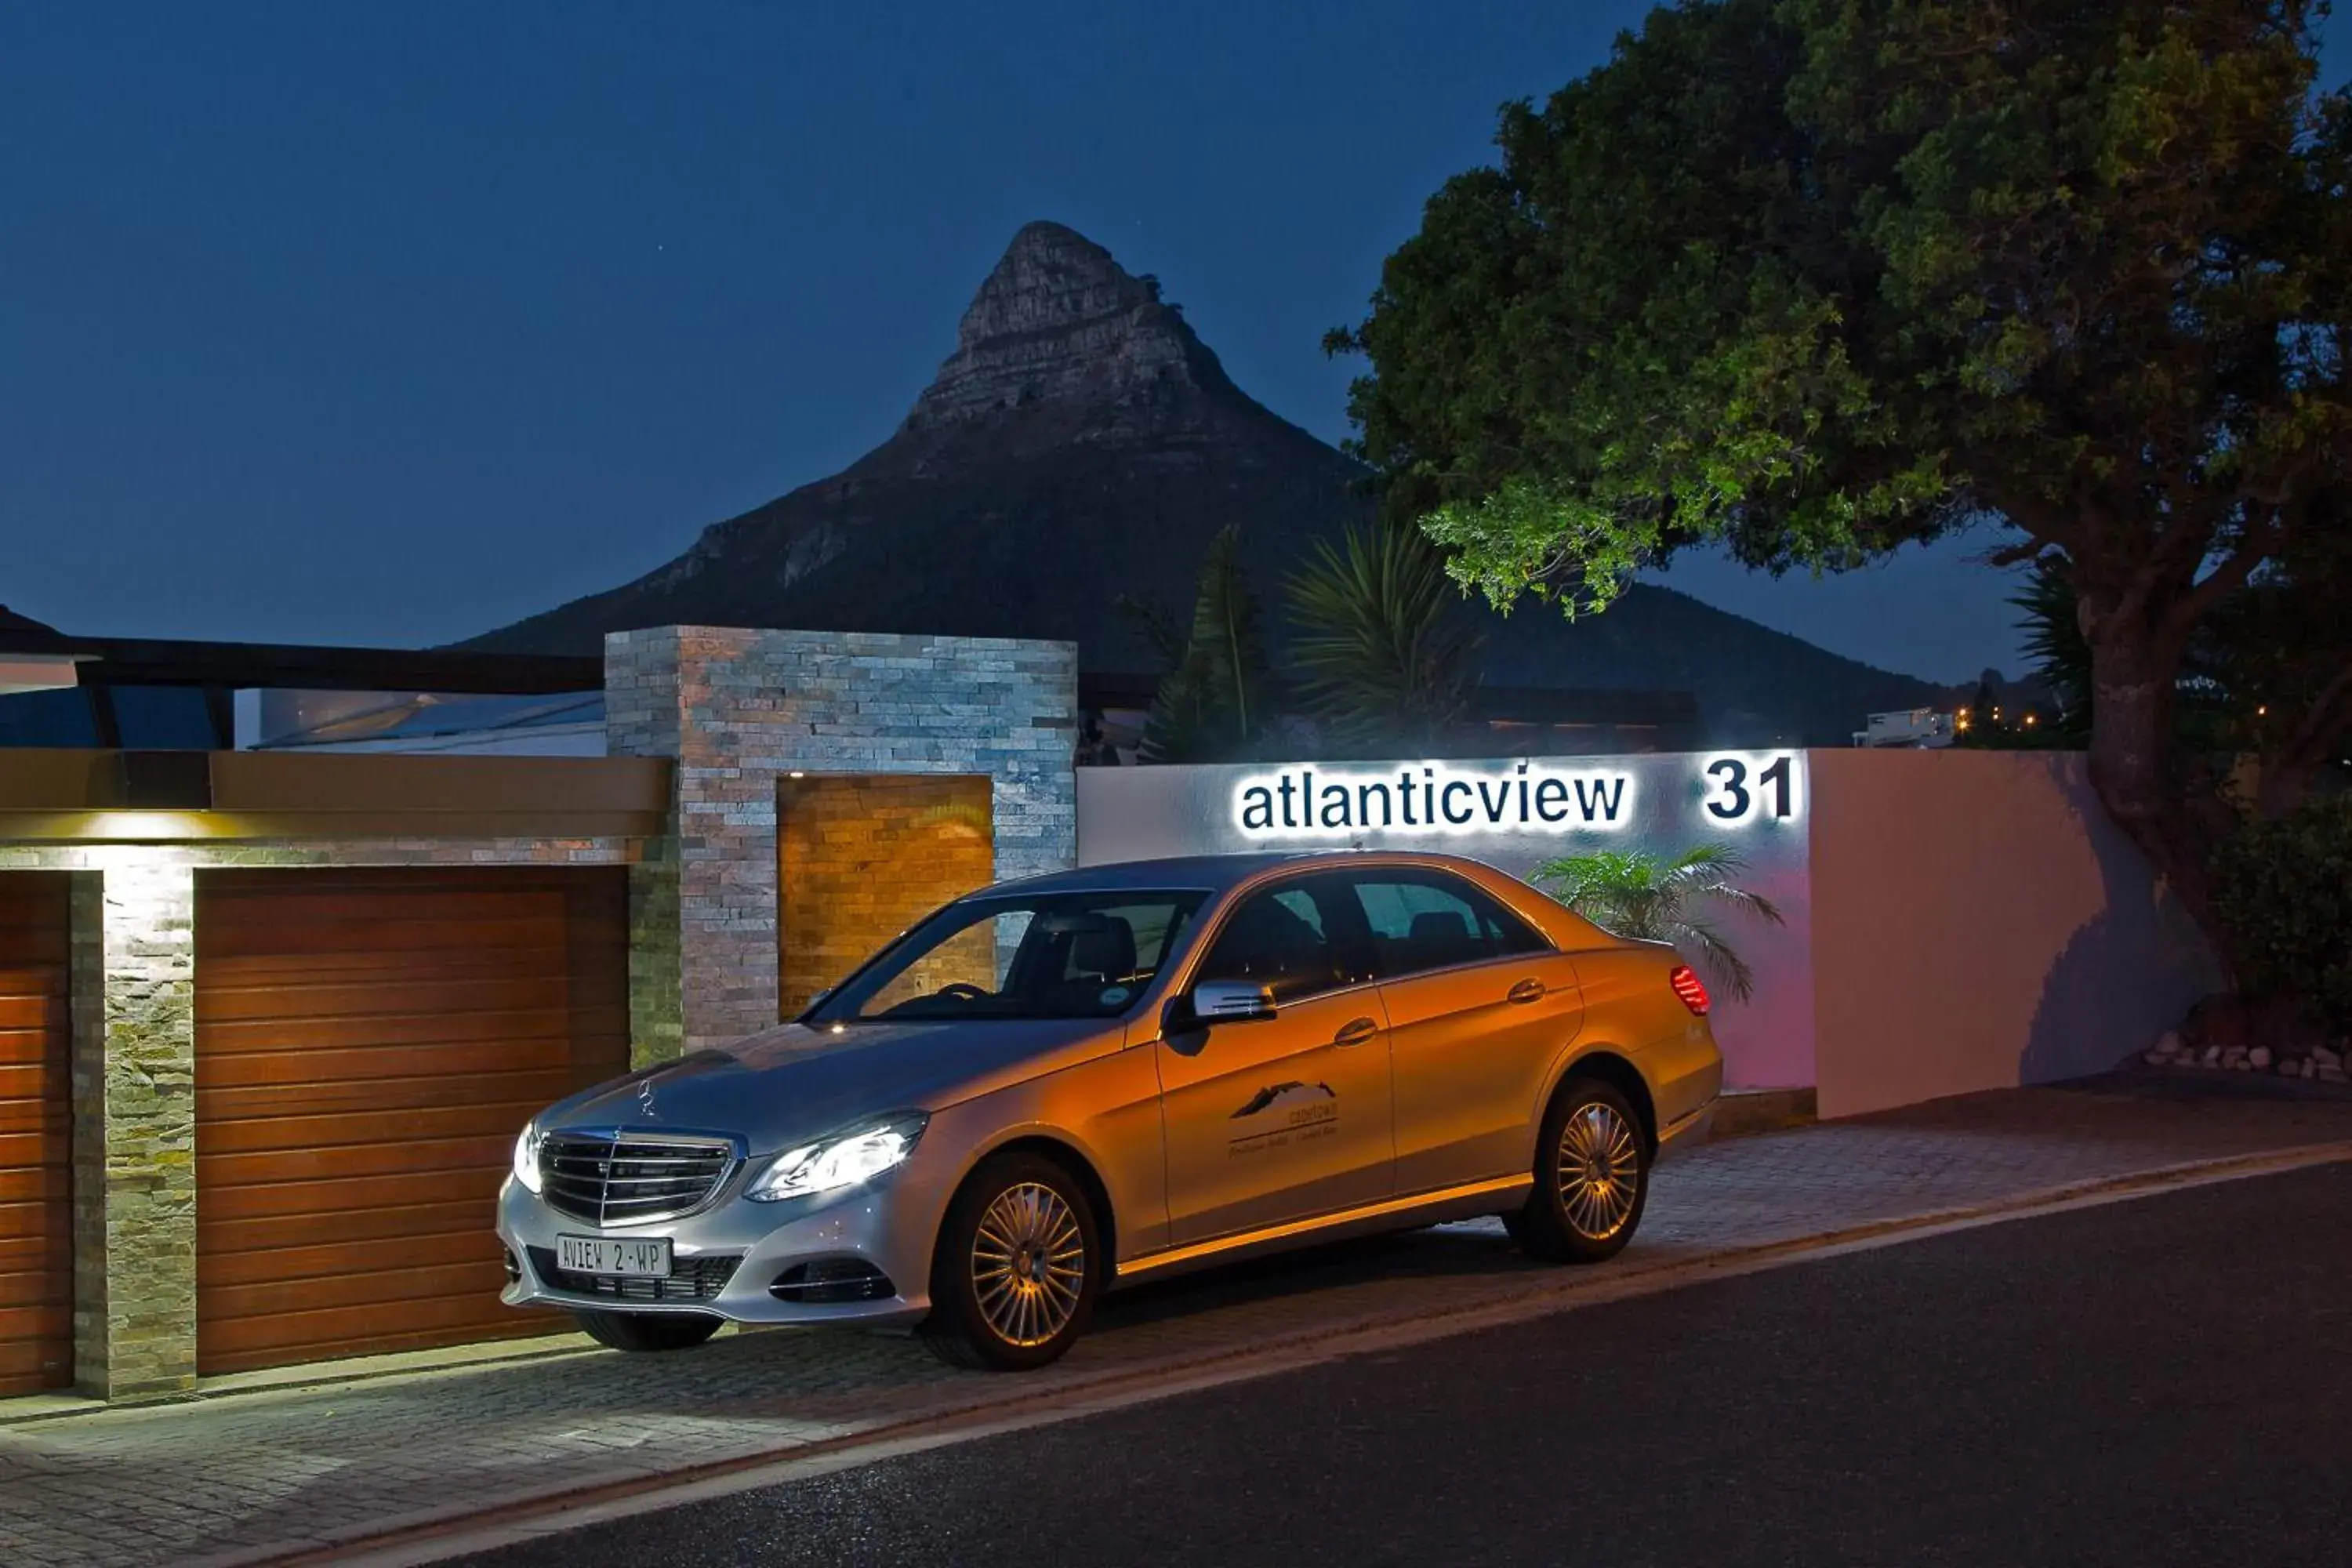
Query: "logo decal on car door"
1228 1082 1338 1152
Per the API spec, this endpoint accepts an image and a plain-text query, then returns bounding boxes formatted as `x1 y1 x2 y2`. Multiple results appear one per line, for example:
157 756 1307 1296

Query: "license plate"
557 1234 673 1277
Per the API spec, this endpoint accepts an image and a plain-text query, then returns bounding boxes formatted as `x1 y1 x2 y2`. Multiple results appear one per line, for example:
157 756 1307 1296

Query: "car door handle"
1506 978 1546 1005
1333 1016 1381 1047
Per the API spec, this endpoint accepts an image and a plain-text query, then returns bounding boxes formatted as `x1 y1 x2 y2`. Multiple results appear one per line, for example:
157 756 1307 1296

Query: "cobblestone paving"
5 1078 2349 1568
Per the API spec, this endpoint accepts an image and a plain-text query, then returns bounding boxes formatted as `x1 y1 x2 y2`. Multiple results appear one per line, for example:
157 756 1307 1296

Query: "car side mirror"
1188 980 1277 1025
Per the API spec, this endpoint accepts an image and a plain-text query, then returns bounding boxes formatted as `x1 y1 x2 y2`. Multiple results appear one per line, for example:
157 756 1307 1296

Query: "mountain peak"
895 220 1237 449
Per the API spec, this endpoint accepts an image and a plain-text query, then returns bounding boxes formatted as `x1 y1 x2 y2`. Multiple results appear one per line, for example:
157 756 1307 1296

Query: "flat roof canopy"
0 750 671 841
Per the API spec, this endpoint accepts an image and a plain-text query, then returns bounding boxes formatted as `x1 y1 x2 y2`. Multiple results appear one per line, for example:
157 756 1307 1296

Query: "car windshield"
809 888 1212 1023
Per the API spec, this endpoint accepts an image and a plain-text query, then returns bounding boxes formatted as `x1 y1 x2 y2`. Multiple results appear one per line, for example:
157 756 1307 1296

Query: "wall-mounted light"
114 752 215 811
83 811 213 841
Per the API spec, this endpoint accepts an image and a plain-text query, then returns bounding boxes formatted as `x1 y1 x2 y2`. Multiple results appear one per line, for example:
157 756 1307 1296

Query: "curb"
220 1136 2352 1568
1707 1086 1818 1138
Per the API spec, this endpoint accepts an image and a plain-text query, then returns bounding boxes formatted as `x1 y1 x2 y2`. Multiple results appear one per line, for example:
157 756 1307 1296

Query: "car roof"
980 850 1501 899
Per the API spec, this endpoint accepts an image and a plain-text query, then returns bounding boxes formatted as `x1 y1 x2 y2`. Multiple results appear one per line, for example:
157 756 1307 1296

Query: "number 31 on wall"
1700 753 1802 825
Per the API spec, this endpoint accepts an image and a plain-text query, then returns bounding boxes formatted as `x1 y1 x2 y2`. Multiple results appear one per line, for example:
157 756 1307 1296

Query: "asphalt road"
454 1164 2352 1568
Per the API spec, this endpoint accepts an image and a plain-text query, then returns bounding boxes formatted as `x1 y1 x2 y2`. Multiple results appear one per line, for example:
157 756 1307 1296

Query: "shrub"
2210 797 2352 1032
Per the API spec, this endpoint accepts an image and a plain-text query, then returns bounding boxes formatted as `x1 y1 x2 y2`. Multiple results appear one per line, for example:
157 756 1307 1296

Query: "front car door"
1341 866 1584 1196
1152 873 1396 1244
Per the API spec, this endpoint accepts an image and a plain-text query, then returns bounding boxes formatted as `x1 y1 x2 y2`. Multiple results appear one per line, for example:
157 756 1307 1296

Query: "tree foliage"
1283 521 1483 756
1127 524 1276 764
1531 841 1785 1001
1334 0 2352 971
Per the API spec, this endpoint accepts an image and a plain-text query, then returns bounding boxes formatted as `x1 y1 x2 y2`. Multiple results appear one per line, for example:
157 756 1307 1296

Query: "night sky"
6 3 2348 681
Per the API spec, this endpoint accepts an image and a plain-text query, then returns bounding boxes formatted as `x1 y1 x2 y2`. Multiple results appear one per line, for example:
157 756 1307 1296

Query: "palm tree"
2000 563 2092 745
1530 842 1784 1002
1120 524 1274 763
1284 520 1482 756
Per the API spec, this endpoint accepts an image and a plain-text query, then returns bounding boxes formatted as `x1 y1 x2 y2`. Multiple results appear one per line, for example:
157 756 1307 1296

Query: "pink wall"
1807 749 2220 1119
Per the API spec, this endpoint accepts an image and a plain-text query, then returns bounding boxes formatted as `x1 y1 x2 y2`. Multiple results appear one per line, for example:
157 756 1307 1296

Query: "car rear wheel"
922 1152 1102 1371
1513 1077 1650 1264
572 1308 724 1352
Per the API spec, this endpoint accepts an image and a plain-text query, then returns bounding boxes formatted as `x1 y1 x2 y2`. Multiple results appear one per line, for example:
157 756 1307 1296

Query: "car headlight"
746 1113 927 1203
512 1120 545 1194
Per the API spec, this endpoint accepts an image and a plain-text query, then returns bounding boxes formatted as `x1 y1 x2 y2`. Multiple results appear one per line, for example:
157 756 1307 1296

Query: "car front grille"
539 1131 737 1225
528 1247 743 1303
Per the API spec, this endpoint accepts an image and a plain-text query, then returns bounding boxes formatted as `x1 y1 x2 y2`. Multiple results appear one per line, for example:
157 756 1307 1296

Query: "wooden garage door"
0 873 73 1397
194 868 630 1375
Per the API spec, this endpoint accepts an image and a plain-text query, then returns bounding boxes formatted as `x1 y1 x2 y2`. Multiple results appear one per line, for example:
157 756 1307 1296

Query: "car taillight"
1669 965 1710 1016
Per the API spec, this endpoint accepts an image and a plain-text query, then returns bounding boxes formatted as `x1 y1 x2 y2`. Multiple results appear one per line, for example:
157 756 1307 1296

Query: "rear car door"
1152 874 1396 1244
1342 868 1584 1196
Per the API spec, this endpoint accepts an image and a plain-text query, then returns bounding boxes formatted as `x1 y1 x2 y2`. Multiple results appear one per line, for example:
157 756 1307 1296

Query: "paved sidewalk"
5 1078 2350 1568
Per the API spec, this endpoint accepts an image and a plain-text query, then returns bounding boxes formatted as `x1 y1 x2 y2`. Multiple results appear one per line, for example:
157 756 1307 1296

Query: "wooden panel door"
194 868 630 1375
0 873 73 1396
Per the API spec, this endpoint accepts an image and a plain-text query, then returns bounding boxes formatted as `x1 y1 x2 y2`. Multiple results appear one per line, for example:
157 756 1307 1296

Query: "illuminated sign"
1229 754 1803 840
1696 752 1803 827
1232 760 1635 839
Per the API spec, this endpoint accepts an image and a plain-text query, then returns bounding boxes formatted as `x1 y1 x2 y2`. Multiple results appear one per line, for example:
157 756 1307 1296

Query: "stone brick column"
71 855 200 1400
606 626 1078 1054
626 837 684 1071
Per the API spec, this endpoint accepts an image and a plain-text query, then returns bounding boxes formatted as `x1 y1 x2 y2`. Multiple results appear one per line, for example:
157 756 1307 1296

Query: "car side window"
1193 879 1359 1004
1347 872 1552 981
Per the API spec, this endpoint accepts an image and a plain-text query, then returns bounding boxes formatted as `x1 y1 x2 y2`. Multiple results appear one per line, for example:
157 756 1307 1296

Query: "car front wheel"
572 1308 724 1352
922 1152 1102 1371
1513 1078 1650 1264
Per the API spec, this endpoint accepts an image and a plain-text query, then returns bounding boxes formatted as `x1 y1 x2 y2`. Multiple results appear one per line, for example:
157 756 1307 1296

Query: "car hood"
539 1016 1121 1153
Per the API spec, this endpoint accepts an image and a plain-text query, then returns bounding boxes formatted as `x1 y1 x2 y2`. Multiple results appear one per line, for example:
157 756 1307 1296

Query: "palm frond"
1671 915 1759 1002
1285 521 1481 755
1138 524 1273 763
2010 562 2091 728
1189 524 1271 740
1535 838 1778 989
1699 883 1784 927
1115 593 1189 671
1660 841 1747 887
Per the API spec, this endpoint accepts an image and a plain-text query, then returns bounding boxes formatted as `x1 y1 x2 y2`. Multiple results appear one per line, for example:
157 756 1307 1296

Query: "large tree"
1332 0 2352 965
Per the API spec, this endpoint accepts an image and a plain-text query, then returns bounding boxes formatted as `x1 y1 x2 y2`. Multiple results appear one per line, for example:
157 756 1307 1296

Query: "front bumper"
495 1170 940 1328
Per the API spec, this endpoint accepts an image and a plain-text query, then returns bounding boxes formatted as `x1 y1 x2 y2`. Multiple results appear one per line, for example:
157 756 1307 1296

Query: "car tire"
1513 1077 1650 1265
572 1308 724 1352
921 1152 1103 1371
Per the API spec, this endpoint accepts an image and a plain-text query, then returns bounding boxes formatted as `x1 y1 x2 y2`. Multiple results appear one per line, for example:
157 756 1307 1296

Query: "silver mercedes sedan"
496 851 1723 1370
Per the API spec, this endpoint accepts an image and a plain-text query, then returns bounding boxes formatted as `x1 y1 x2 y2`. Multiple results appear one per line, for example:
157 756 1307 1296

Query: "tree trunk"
2081 624 2234 980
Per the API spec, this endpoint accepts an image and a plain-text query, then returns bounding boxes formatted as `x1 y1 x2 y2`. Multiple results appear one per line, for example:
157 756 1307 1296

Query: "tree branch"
2277 661 2352 777
2170 525 2285 637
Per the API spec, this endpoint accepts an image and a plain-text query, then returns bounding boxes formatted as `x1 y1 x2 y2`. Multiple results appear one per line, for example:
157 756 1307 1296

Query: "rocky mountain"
468 221 1941 745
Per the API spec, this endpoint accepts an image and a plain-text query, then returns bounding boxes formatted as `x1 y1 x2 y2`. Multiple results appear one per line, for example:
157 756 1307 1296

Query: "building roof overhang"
0 750 671 842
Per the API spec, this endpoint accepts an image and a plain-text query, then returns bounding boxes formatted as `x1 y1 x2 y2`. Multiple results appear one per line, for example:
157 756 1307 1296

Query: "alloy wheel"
1555 1100 1642 1241
969 1180 1087 1348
